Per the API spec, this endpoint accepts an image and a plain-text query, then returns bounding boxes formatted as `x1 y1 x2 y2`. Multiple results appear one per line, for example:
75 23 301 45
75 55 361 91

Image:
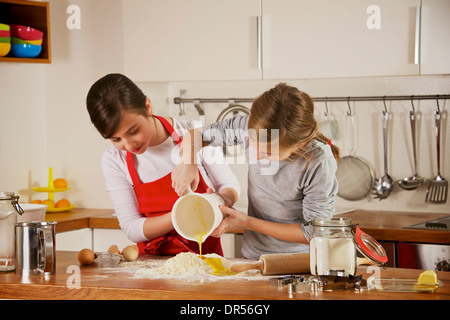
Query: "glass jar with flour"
0 192 23 272
309 217 388 276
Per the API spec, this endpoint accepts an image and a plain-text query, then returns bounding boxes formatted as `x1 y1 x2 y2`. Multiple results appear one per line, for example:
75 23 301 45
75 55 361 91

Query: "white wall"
158 75 450 214
0 1 448 216
0 0 126 208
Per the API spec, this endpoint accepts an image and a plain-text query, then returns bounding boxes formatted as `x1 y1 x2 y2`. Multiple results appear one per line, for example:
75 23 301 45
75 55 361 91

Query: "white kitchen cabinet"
420 0 450 75
262 0 420 79
92 229 136 252
122 0 261 81
56 229 93 251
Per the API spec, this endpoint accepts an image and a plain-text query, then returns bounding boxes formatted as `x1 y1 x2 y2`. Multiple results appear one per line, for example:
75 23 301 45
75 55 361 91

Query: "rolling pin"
229 252 376 275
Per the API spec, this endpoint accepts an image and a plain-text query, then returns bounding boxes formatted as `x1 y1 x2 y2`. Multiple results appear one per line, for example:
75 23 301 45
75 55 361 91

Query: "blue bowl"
10 44 41 58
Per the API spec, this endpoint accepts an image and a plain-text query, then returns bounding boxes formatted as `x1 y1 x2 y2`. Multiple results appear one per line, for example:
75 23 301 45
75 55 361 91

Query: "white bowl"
17 203 48 223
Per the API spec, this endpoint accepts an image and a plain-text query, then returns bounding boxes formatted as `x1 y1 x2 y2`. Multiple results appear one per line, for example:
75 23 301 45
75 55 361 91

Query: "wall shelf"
0 0 51 63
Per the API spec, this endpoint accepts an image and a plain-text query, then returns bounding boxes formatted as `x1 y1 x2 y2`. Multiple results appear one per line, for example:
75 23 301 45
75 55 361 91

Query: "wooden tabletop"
0 251 448 300
45 208 115 233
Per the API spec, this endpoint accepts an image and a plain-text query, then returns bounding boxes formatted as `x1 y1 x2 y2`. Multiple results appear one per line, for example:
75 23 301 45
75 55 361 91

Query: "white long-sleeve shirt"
101 118 240 243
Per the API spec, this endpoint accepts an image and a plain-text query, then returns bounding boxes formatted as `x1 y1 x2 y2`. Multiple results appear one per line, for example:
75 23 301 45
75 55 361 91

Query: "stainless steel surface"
372 111 393 200
425 108 448 203
216 104 250 156
257 16 262 70
397 242 450 271
399 107 423 190
414 6 421 65
216 104 250 122
336 113 375 201
404 215 450 231
15 221 57 277
173 94 450 105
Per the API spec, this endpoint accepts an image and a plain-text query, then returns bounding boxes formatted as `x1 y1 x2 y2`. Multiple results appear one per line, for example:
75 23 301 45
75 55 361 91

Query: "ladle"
373 110 394 200
399 101 423 190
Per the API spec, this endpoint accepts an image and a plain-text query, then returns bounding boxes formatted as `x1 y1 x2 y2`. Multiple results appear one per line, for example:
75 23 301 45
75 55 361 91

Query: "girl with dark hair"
86 73 239 256
171 83 339 259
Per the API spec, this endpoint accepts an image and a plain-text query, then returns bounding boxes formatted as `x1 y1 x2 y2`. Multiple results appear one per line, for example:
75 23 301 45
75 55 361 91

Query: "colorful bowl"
0 42 11 57
0 37 10 43
10 24 43 41
0 30 10 37
10 44 41 58
11 36 42 45
0 23 9 31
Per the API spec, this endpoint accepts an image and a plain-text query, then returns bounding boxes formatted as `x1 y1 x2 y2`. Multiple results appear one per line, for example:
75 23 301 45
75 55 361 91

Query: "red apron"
126 115 223 256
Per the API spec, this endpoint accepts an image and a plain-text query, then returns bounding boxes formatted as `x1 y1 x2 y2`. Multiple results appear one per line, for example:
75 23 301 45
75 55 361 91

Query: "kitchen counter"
45 208 115 233
46 208 450 244
0 251 448 300
336 210 450 245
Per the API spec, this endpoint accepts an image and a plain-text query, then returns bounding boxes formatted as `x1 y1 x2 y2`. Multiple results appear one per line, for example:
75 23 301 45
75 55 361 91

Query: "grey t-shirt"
203 115 338 260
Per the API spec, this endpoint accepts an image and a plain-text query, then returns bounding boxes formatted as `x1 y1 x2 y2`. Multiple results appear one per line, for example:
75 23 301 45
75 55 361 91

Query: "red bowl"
10 24 43 41
0 30 10 37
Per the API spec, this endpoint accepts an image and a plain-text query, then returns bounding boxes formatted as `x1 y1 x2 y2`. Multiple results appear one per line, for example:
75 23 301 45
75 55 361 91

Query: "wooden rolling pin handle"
229 260 263 273
356 257 377 265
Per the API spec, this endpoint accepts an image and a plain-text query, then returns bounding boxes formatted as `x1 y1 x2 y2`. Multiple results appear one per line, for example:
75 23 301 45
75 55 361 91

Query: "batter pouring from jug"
172 83 340 260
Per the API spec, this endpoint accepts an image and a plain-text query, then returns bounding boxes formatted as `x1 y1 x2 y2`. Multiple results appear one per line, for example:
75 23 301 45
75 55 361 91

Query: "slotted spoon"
373 111 394 200
425 109 448 203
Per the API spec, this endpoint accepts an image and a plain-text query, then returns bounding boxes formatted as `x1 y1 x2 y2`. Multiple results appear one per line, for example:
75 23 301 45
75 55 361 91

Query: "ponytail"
315 132 340 162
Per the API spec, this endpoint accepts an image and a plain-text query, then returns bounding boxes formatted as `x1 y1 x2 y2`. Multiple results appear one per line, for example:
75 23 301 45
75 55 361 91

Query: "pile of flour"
140 252 225 276
130 252 262 280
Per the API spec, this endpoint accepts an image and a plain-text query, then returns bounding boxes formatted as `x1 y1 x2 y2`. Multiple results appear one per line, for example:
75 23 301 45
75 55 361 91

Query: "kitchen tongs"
425 99 448 203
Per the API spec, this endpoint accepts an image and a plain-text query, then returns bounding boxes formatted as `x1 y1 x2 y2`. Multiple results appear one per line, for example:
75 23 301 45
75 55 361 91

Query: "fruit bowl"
32 187 69 193
46 205 76 213
32 167 74 213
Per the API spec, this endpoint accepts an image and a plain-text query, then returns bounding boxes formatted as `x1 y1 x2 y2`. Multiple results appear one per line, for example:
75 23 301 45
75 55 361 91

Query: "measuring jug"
0 192 23 272
15 221 57 277
171 188 224 244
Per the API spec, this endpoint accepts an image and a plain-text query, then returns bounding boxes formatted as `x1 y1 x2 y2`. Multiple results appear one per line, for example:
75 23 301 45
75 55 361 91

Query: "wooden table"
0 251 448 301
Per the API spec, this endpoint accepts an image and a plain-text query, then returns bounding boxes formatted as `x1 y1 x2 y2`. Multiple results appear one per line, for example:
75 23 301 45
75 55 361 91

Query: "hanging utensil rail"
174 94 450 105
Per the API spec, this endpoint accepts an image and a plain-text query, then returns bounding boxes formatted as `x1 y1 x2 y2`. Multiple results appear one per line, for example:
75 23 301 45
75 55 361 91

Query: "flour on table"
130 252 262 280
137 252 227 276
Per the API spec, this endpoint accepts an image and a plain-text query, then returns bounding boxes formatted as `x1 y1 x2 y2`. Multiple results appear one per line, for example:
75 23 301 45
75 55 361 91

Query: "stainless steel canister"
15 221 57 276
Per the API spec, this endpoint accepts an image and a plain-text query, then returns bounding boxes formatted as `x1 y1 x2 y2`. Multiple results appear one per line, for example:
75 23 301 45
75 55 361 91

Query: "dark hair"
86 73 147 139
249 83 340 161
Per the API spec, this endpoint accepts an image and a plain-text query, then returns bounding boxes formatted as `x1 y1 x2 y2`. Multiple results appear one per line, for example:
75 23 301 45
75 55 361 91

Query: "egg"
122 245 139 261
78 248 95 265
107 245 121 254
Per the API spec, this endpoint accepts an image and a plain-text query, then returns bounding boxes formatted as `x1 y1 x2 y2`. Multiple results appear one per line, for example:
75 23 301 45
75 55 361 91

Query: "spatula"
425 109 448 203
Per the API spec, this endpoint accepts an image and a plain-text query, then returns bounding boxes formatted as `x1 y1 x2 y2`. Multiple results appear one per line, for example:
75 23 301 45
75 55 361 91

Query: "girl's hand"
171 163 199 196
205 188 235 208
210 206 249 237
